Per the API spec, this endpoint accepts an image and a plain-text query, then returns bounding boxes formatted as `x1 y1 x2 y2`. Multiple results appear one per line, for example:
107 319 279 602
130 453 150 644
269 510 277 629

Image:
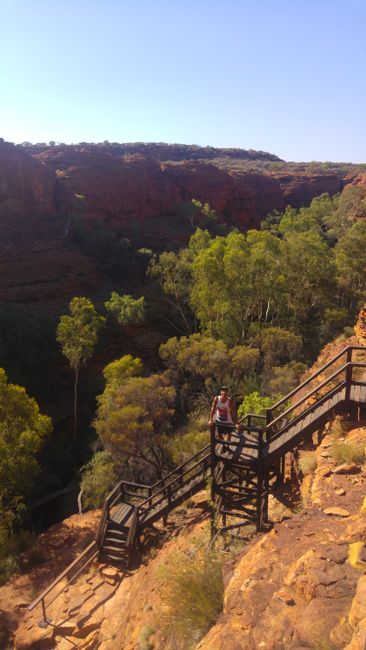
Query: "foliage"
149 228 211 334
320 307 350 344
266 361 307 396
159 333 259 413
0 369 51 511
102 355 143 387
298 450 317 475
178 199 217 230
157 537 224 648
57 297 105 372
335 220 366 303
0 371 50 583
57 297 105 437
331 440 365 465
150 187 366 357
0 529 44 585
105 292 145 327
95 373 176 479
169 418 210 466
256 327 302 369
80 451 118 508
238 390 284 418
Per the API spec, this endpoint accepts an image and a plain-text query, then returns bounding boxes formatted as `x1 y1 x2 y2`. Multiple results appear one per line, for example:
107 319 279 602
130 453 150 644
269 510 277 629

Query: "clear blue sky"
1 0 365 162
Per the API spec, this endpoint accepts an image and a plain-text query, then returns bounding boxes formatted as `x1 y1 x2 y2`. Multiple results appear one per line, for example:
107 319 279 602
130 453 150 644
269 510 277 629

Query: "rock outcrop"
199 425 366 650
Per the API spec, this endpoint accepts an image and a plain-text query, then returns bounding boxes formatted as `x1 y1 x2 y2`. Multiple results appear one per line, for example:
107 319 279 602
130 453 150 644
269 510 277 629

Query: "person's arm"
209 397 218 425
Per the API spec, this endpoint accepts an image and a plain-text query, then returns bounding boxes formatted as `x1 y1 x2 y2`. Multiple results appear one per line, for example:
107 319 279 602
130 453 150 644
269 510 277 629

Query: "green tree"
57 297 105 438
160 333 259 413
103 355 143 388
95 374 176 480
149 228 211 334
105 292 145 327
80 451 118 508
0 369 51 529
328 186 366 238
256 327 302 369
238 390 284 419
335 220 366 307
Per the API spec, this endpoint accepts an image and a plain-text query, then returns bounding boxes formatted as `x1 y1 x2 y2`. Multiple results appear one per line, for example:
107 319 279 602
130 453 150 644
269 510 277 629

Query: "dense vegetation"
0 183 365 582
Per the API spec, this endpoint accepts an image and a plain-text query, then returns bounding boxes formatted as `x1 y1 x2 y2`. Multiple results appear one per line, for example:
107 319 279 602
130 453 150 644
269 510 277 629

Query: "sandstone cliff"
0 140 357 305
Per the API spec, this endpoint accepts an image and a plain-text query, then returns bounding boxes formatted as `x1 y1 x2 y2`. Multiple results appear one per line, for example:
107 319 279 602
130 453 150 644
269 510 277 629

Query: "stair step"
106 528 128 536
103 545 127 554
101 553 128 563
104 537 127 546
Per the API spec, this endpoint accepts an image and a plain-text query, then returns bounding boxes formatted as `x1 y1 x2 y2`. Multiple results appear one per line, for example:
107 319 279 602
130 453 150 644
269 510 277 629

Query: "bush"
331 440 365 465
238 391 285 418
298 451 317 475
80 451 118 508
169 417 210 466
157 538 224 648
0 529 44 585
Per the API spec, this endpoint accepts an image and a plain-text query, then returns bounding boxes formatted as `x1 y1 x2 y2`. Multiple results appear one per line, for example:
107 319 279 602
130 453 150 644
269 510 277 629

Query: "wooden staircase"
28 345 366 625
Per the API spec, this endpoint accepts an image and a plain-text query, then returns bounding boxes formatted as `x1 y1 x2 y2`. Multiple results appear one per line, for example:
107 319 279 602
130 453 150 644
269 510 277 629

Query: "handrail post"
210 423 216 475
40 597 50 628
265 408 272 442
345 348 353 411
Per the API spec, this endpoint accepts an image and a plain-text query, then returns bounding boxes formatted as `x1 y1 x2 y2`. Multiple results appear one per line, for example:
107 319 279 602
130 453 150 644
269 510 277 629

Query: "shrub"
138 625 155 650
80 451 118 508
0 529 44 585
331 440 365 465
238 391 285 419
329 415 346 439
156 538 224 648
169 418 210 466
298 451 317 475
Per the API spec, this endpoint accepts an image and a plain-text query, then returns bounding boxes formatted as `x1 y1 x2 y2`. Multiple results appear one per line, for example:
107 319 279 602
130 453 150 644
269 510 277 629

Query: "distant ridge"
18 140 283 163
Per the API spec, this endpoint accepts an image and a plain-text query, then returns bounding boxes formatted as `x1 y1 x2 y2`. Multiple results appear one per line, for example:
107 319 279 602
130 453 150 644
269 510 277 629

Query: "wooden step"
100 553 128 563
104 537 127 547
102 544 126 553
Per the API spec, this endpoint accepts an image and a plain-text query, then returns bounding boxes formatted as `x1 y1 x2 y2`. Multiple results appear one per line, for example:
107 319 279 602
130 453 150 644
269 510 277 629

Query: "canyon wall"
0 141 354 304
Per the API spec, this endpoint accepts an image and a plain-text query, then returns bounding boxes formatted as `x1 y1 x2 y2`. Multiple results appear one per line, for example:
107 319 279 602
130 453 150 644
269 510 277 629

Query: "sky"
1 0 366 162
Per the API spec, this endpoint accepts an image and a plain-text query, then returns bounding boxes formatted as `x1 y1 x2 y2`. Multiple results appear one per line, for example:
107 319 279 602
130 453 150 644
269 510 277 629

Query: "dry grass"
331 440 365 465
298 450 317 475
156 536 224 649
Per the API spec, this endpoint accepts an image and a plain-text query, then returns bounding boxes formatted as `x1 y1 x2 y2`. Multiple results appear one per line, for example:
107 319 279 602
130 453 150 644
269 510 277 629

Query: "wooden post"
263 470 269 524
345 348 353 413
256 470 264 531
266 408 272 442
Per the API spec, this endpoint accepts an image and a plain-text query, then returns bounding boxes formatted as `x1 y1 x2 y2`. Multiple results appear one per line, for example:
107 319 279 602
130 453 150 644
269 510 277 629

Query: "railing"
137 446 211 520
127 506 139 565
265 346 366 441
28 539 99 627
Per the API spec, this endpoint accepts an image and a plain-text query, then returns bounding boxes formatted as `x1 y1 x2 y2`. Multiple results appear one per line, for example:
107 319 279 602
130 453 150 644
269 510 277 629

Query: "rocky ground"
1 416 365 650
199 422 366 650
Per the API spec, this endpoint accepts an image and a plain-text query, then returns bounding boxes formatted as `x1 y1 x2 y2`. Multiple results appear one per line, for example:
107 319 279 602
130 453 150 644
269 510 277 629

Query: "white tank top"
215 396 233 424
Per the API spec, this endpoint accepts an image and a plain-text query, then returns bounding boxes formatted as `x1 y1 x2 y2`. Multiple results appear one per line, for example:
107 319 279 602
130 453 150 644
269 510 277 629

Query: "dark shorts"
214 422 235 437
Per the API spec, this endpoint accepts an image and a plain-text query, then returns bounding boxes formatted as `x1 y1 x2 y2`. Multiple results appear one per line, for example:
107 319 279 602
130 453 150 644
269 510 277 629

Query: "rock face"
0 141 56 221
270 170 345 208
0 140 355 305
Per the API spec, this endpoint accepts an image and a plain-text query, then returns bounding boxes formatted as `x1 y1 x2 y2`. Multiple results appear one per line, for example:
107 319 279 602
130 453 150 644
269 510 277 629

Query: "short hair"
221 385 229 391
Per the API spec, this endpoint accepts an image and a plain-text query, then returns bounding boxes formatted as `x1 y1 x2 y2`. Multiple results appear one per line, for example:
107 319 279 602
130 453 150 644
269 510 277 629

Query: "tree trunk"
73 365 79 439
